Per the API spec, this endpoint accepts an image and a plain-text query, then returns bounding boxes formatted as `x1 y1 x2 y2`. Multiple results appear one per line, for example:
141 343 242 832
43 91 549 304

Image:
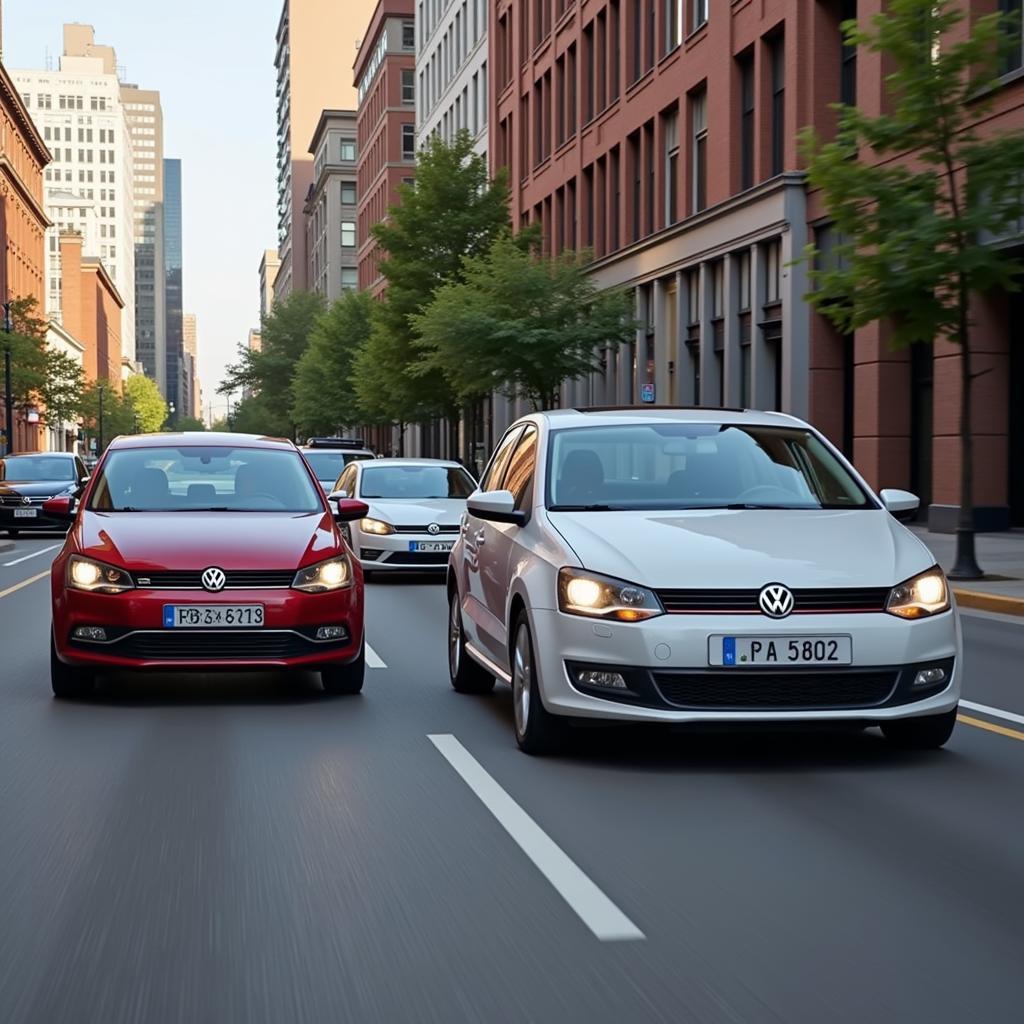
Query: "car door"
474 425 538 665
461 426 523 654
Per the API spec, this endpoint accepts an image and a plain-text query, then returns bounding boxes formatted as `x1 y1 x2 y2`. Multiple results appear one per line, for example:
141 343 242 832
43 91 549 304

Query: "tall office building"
259 248 279 318
274 0 376 301
163 158 183 419
182 312 199 422
121 84 165 394
13 25 136 361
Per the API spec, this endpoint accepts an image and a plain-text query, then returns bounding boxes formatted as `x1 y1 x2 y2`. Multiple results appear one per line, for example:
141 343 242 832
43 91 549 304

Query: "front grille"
135 569 295 590
391 524 460 534
381 550 450 565
104 630 333 660
0 495 47 507
652 669 899 710
656 587 890 615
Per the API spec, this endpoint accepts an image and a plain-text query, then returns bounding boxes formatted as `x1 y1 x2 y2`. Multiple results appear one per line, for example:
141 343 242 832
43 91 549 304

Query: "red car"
44 432 369 699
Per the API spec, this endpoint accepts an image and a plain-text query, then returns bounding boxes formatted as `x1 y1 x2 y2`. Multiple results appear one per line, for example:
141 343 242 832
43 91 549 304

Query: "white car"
446 408 962 755
331 458 477 576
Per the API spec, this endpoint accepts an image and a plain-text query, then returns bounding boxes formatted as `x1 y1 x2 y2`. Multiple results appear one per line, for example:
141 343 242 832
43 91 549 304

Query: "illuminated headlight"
886 567 950 619
292 556 353 593
359 518 395 536
67 555 134 594
557 567 663 622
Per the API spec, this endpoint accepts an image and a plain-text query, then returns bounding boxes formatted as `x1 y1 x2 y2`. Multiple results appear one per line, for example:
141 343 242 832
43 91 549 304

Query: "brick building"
490 0 1024 530
355 0 417 297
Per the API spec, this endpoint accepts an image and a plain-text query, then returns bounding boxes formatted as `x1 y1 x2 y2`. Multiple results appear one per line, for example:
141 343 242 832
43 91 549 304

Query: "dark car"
298 437 376 493
0 452 90 536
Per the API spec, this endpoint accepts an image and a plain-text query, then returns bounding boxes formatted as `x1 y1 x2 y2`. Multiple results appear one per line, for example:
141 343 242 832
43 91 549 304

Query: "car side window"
503 427 538 513
480 427 523 492
336 466 356 496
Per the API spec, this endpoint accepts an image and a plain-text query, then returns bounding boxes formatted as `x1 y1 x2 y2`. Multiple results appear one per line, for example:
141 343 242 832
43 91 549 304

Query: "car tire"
881 708 957 750
321 645 365 695
50 636 96 699
448 588 495 694
511 611 566 756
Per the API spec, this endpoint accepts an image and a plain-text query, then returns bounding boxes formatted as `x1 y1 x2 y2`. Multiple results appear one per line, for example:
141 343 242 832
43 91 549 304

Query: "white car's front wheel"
511 612 566 755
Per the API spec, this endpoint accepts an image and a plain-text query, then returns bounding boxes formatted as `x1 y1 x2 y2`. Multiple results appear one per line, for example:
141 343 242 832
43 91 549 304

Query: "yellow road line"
0 570 49 600
958 714 1024 743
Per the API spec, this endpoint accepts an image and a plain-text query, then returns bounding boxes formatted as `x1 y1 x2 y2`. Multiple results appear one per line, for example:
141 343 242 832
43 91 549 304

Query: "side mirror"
466 489 526 527
42 496 76 521
330 496 370 523
880 488 920 522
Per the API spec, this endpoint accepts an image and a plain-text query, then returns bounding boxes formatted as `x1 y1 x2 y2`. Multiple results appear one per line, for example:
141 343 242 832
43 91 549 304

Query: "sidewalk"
910 526 1024 617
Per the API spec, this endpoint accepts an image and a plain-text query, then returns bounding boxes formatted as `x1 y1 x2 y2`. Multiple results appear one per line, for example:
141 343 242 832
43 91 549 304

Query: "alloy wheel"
448 595 461 678
512 626 531 738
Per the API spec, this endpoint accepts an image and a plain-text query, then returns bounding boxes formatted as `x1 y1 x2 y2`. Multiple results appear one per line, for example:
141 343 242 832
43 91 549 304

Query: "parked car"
0 452 90 536
45 432 369 698
447 407 961 755
298 437 376 493
330 458 476 577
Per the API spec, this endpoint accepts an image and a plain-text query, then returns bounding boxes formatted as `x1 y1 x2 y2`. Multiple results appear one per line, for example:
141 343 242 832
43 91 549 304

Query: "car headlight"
67 555 135 594
359 517 395 536
291 555 354 593
886 567 950 619
557 567 663 622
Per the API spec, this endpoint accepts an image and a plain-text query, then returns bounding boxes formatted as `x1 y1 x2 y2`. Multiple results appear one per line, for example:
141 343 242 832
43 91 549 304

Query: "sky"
5 0 282 420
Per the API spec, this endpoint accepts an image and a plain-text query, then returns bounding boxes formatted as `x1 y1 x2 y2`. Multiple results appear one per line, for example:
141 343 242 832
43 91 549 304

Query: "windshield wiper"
719 503 816 511
548 504 616 512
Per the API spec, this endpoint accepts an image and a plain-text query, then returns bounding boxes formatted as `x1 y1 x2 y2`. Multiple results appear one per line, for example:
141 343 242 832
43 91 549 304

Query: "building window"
584 23 595 122
402 124 416 159
629 131 641 242
739 51 755 191
402 68 415 103
610 145 621 251
691 0 708 32
341 221 356 247
666 0 682 52
840 1 858 105
691 87 707 213
341 268 358 290
646 0 655 70
769 34 785 177
610 0 621 100
764 239 781 304
402 20 416 48
737 250 751 311
664 109 679 225
341 181 357 205
567 44 577 133
631 0 642 82
340 138 356 161
1001 0 1023 74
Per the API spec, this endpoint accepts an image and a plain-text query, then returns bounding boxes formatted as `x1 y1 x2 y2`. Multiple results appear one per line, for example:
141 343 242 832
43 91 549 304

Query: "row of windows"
358 21 416 104
22 92 111 111
417 0 488 121
45 167 117 185
42 125 116 144
422 67 488 146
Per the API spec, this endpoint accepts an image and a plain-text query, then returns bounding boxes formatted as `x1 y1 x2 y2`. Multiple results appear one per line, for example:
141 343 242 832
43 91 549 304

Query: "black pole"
3 301 13 456
98 384 104 455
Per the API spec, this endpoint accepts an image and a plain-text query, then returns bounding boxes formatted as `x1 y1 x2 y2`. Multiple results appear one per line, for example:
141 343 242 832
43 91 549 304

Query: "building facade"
274 0 377 301
355 0 417 296
490 0 1024 530
183 312 201 420
304 109 360 303
416 0 488 153
163 157 184 419
259 248 279 319
121 84 166 394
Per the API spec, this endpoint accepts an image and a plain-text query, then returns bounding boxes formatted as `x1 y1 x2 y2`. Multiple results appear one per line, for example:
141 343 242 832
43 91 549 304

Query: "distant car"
0 452 90 536
299 437 376 492
330 458 476 576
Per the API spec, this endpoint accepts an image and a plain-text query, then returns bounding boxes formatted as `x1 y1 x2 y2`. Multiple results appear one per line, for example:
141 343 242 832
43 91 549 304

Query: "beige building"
182 312 200 420
259 248 279 318
273 0 375 301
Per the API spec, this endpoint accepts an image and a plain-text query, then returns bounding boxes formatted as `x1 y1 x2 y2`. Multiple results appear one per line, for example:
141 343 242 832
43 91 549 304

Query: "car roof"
356 458 464 469
3 450 75 457
106 431 297 451
533 407 809 429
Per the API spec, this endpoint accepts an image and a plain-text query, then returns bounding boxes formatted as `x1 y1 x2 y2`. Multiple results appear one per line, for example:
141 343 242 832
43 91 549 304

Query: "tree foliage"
124 374 168 433
175 415 206 431
38 350 85 429
2 296 49 406
80 382 134 446
414 234 636 411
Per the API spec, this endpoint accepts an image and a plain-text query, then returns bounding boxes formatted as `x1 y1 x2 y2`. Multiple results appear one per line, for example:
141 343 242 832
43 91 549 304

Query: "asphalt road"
0 534 1023 1023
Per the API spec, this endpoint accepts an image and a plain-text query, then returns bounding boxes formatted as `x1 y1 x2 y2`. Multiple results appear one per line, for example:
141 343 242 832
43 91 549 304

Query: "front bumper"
52 585 363 670
356 529 454 571
0 507 67 532
528 606 962 723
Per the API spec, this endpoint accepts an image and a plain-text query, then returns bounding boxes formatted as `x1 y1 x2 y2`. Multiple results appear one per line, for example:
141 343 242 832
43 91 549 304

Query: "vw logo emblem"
758 584 795 619
21 496 31 506
201 567 227 593
427 523 440 536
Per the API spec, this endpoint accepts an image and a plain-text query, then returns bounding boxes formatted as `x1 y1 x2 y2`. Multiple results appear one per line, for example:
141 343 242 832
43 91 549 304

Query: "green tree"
218 291 324 438
226 395 281 436
413 233 636 411
1 296 49 407
292 290 374 436
38 350 85 441
801 0 1024 578
124 374 168 433
80 382 134 451
175 415 206 431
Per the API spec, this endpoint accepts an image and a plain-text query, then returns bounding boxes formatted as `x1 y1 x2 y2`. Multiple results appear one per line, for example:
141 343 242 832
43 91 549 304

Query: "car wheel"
511 612 565 756
321 645 365 695
448 588 495 693
881 708 957 750
50 636 96 699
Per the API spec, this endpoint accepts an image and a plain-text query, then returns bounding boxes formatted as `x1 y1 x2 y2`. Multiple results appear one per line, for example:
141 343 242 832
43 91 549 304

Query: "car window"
335 465 357 495
503 427 538 512
359 465 476 499
480 427 523 492
0 455 76 482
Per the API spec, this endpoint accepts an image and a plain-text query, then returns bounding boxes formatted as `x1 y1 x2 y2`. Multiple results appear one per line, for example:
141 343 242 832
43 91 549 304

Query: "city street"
0 534 1022 1023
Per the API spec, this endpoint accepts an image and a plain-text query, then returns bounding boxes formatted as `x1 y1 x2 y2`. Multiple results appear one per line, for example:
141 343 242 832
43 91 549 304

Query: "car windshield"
359 464 476 500
304 450 372 481
87 445 323 512
547 423 872 511
0 455 76 482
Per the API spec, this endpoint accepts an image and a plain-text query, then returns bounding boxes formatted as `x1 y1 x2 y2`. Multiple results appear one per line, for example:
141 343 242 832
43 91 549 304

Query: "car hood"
546 508 935 589
73 511 340 571
364 498 466 526
0 481 74 497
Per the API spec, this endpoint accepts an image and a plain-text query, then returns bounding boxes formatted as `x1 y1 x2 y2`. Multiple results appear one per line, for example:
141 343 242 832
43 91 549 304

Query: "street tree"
175 415 206 431
124 374 168 433
2 296 49 408
80 382 134 450
413 233 637 411
800 0 1024 578
38 351 85 444
292 290 373 436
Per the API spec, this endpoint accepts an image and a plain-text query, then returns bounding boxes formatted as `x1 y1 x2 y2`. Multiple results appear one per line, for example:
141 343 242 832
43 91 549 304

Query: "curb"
954 588 1024 618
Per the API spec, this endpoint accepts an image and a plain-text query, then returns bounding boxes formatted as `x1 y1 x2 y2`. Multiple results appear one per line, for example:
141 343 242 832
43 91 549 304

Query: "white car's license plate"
13 508 38 518
409 541 453 553
709 635 852 667
163 605 264 628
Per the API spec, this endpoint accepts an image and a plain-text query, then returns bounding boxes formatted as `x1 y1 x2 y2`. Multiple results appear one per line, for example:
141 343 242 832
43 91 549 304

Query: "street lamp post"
2 301 13 457
97 383 105 455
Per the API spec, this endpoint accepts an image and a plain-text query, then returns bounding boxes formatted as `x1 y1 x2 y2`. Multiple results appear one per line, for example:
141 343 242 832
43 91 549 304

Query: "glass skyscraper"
163 158 184 419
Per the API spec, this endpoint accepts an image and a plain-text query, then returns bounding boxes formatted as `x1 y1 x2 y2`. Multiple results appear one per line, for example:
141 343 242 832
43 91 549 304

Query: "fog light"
72 626 107 642
316 626 347 641
913 667 947 688
577 669 628 690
